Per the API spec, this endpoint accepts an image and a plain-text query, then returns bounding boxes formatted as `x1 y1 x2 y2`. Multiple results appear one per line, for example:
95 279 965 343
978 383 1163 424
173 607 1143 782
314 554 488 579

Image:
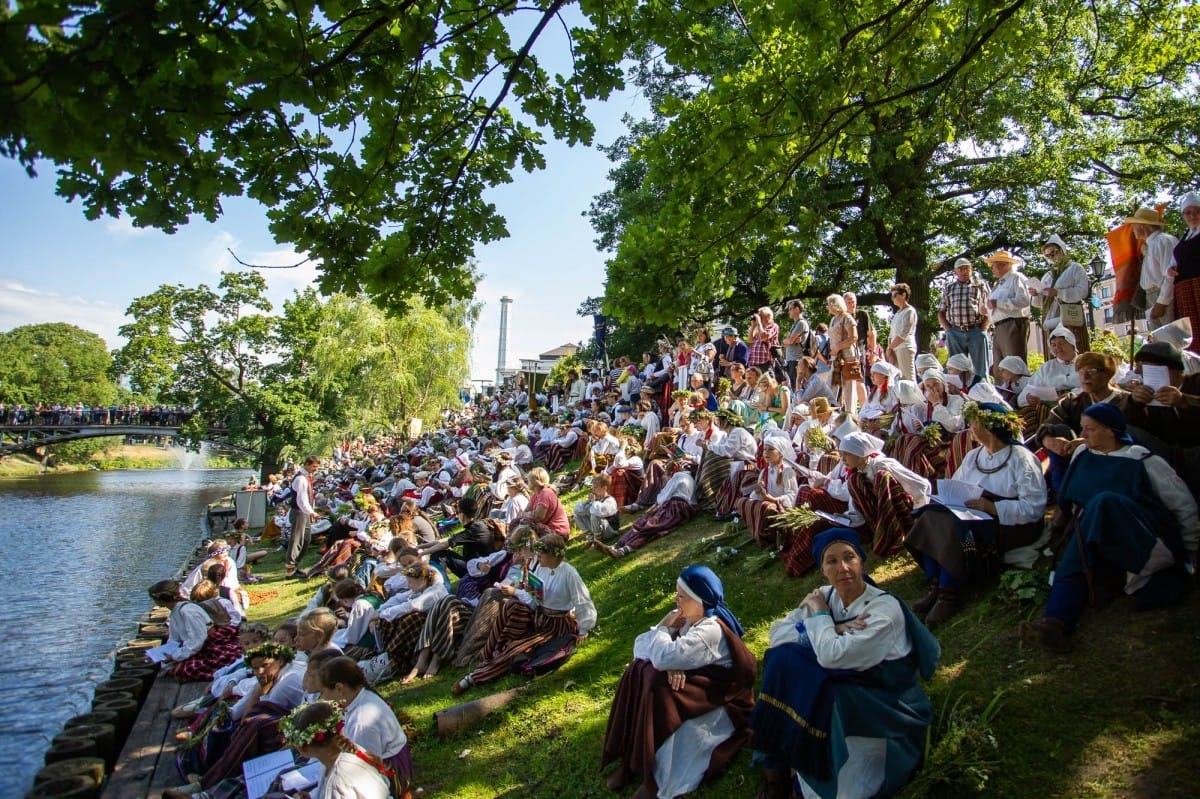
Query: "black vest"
1173 230 1200 282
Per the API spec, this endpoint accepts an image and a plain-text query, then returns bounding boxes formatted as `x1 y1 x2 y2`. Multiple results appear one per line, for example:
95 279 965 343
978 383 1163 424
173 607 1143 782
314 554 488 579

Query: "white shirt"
989 269 1033 322
888 306 918 345
533 561 597 634
1141 229 1181 303
953 445 1046 526
376 580 449 622
1035 260 1089 329
1018 357 1080 408
769 584 911 669
343 688 407 760
315 750 389 799
167 601 213 660
709 426 757 461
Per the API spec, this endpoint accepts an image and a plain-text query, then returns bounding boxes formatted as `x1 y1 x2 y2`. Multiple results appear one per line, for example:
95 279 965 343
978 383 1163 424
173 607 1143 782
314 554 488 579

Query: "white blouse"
533 561 597 634
343 688 407 760
769 584 911 670
953 445 1046 526
632 615 732 670
709 426 757 461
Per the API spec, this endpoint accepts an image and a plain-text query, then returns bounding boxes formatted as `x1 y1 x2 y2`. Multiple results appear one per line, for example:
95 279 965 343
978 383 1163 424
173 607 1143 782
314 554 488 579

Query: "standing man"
286 455 320 578
1126 207 1179 325
781 299 810 390
747 306 780 374
985 249 1033 375
716 326 749 378
938 257 992 379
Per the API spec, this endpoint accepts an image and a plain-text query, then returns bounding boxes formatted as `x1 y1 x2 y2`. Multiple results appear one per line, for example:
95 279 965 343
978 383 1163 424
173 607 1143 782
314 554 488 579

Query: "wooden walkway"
102 675 207 799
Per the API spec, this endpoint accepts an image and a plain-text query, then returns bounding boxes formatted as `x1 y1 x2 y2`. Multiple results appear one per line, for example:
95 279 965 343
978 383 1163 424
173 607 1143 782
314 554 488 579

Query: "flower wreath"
280 701 345 748
963 401 1022 440
243 643 295 668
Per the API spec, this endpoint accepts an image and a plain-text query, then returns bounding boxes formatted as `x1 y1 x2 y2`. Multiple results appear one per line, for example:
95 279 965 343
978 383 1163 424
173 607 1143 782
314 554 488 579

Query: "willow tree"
592 0 1200 341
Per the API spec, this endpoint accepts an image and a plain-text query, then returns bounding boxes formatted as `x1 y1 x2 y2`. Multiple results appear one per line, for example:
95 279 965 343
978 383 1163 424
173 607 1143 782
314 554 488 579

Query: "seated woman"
300 503 390 580
601 566 756 799
540 419 582 474
511 466 571 539
330 579 383 659
694 410 756 511
750 529 940 799
148 579 243 684
626 413 704 512
1019 404 1198 653
839 432 930 560
944 352 984 393
888 370 970 481
498 474 531 527
452 532 596 695
295 607 343 663
777 419 857 578
371 562 449 683
279 702 391 799
228 519 268 584
994 356 1032 408
734 431 801 549
316 657 414 798
905 402 1047 626
754 372 791 426
598 472 698 559
165 643 306 798
857 362 900 436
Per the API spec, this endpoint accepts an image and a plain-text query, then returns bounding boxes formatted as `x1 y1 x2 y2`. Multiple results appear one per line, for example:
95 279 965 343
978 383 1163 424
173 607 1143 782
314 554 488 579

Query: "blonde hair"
826 294 848 314
527 466 551 490
298 607 338 645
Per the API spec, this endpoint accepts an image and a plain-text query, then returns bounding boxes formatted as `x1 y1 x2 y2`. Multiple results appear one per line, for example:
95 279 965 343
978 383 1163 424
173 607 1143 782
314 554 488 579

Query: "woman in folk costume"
1170 193 1200 354
905 403 1047 626
733 430 803 548
452 532 596 695
839 432 930 560
994 355 1032 408
602 566 756 799
1033 233 1091 352
599 472 699 558
279 701 392 799
1020 404 1198 653
777 418 859 578
944 352 985 394
857 361 901 436
372 562 449 681
148 579 243 684
627 411 705 512
695 409 757 514
887 369 972 481
750 528 939 799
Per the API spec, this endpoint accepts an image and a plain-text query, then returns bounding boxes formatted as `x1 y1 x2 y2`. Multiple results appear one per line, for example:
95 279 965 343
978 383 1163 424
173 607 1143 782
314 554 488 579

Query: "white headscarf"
1043 233 1070 255
1180 193 1200 211
838 432 885 458
1049 325 1077 347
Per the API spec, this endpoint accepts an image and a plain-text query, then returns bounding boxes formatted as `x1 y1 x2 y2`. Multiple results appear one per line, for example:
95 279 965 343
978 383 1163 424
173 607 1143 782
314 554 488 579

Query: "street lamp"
1085 255 1107 332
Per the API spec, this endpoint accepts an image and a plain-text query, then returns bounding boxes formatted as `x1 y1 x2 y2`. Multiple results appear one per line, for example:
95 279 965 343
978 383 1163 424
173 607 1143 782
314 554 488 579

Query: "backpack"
801 328 819 360
510 633 578 676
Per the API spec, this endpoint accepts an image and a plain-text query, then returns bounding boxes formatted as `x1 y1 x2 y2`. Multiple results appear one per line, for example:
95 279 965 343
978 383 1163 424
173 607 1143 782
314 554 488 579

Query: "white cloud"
104 215 153 237
0 279 127 348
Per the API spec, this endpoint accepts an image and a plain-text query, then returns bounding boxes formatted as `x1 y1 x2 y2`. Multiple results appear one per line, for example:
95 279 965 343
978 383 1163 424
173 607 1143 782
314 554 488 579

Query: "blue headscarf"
811 527 868 565
1082 402 1134 445
678 564 745 637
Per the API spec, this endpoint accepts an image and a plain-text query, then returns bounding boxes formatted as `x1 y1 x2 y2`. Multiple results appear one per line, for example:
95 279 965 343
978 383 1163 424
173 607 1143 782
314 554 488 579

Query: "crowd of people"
145 202 1200 799
0 402 198 426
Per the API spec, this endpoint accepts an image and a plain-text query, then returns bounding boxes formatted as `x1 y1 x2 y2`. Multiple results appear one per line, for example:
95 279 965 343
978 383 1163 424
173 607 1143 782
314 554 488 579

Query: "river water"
0 468 252 798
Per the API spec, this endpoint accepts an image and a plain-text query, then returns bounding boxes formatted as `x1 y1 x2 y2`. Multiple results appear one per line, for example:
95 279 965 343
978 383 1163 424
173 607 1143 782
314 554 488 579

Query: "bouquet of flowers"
804 425 831 453
770 504 821 532
922 423 945 446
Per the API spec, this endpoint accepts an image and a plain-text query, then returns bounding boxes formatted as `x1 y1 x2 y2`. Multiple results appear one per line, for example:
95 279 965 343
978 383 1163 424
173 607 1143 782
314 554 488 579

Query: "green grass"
242 491 1200 799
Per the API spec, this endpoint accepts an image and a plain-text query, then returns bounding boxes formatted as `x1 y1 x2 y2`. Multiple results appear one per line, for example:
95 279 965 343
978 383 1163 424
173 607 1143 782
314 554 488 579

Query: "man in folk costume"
1033 234 1091 352
984 249 1033 374
1126 207 1179 325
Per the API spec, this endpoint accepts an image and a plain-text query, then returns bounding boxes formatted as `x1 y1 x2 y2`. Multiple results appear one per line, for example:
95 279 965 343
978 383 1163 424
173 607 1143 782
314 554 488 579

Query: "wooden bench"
102 675 206 799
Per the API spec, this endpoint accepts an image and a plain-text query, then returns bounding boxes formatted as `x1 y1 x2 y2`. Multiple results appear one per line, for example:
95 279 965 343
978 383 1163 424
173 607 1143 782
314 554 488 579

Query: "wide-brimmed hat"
1134 341 1185 371
809 397 832 416
1124 207 1166 226
1150 318 1193 349
984 250 1024 266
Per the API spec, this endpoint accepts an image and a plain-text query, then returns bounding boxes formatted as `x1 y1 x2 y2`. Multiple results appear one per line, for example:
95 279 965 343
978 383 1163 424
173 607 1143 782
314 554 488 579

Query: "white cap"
894 380 925 406
838 432 885 458
1049 325 1077 347
1151 318 1193 349
997 355 1031 377
945 353 973 373
915 353 942 373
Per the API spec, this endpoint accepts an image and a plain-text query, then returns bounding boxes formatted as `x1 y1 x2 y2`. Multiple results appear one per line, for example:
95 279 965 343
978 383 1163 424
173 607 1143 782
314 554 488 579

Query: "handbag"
1060 302 1086 327
841 357 863 382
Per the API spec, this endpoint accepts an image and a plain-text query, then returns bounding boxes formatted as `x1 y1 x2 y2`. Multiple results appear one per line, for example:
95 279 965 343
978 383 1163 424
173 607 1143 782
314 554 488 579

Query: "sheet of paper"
813 509 851 527
937 479 984 506
1025 384 1060 402
243 749 297 799
1141 364 1170 407
278 761 324 792
143 640 181 664
929 496 995 522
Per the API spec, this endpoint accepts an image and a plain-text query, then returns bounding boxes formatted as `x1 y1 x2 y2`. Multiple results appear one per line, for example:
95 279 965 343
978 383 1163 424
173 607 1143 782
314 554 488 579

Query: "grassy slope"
243 489 1200 799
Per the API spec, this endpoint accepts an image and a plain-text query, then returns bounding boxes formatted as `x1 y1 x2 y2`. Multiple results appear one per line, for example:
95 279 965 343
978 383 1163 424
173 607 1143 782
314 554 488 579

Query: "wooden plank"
101 674 203 799
147 682 207 796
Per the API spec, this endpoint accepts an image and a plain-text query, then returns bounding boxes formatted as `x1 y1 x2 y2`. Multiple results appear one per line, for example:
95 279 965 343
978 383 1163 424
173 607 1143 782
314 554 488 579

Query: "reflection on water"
0 469 251 798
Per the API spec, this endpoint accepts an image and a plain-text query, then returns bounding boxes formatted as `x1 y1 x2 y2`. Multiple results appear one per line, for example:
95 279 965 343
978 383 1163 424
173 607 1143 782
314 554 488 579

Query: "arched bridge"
0 424 260 458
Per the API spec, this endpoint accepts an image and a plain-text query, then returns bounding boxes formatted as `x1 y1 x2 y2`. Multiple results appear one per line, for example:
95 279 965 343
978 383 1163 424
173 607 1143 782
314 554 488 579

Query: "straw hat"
983 250 1024 266
1124 207 1166 226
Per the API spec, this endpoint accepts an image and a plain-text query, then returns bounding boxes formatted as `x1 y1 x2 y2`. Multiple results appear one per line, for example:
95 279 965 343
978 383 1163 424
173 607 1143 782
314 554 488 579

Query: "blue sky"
0 44 648 385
